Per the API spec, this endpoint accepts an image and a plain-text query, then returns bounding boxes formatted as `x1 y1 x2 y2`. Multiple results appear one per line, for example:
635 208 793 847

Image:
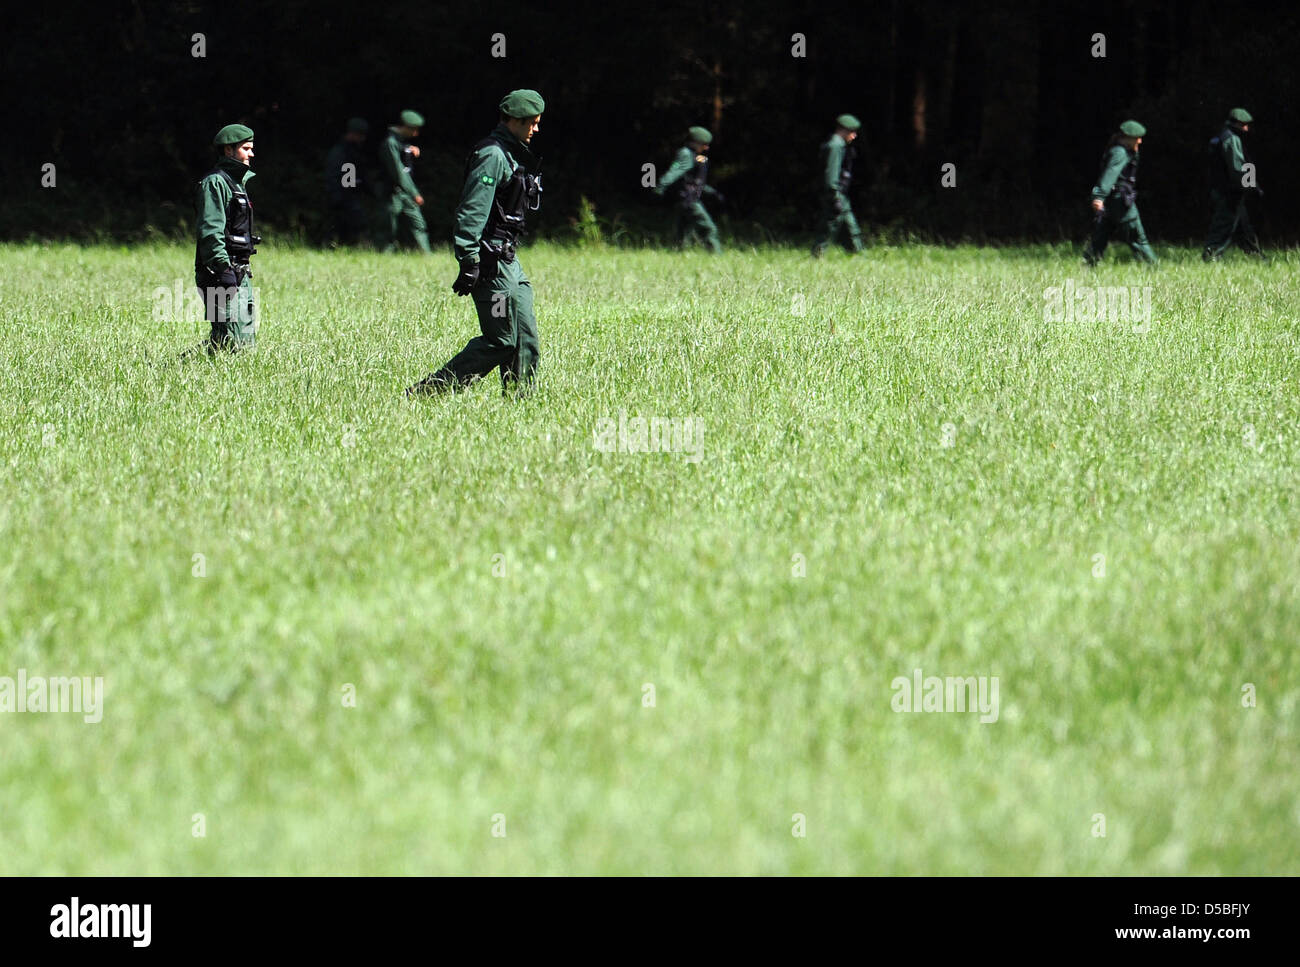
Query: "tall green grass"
0 241 1295 873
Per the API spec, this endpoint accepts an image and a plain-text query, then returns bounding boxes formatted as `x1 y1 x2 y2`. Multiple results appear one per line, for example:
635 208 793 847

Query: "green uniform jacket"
821 134 846 191
819 133 853 211
1090 145 1133 203
381 129 421 200
454 123 535 264
656 147 718 199
1216 129 1246 191
195 158 256 274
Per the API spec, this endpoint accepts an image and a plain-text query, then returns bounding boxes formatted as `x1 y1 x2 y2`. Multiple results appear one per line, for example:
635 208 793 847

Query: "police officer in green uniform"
812 114 864 257
325 117 369 246
190 123 260 355
1083 119 1157 266
1203 108 1264 261
379 109 430 253
655 126 723 253
406 90 546 399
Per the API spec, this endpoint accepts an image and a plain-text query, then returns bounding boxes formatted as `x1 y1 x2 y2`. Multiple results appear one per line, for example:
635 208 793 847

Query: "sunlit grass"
0 240 1295 873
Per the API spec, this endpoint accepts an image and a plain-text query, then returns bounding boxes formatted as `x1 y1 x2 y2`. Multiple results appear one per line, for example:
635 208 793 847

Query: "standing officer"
812 114 864 257
654 126 723 253
1083 119 1157 266
190 123 260 355
406 90 546 399
324 117 369 246
379 109 430 253
1203 108 1264 261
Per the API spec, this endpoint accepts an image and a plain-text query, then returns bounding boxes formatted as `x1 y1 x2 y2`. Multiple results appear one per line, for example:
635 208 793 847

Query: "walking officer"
380 109 431 253
325 117 370 246
654 126 723 253
1203 108 1265 261
812 114 864 257
1083 119 1157 266
406 90 546 399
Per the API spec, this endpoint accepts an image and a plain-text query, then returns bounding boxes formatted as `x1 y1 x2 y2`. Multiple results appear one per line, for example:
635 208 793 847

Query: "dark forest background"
5 0 1298 246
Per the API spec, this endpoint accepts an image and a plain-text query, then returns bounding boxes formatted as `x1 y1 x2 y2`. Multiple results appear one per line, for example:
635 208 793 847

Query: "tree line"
6 0 1295 245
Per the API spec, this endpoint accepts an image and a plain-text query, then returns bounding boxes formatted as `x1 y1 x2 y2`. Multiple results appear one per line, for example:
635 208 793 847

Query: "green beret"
1119 119 1146 138
347 117 369 135
687 126 712 145
399 110 424 128
836 114 862 132
499 89 545 119
212 123 254 147
1228 107 1253 124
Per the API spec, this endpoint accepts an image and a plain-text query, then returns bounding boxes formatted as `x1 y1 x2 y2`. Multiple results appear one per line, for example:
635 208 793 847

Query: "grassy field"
0 239 1296 874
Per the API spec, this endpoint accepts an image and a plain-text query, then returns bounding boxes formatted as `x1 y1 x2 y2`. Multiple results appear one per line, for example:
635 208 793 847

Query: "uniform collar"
493 121 522 147
493 122 538 167
216 156 255 185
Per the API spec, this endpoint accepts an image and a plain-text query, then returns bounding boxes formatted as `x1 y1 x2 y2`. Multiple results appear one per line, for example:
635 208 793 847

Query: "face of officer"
689 140 709 154
505 114 541 144
837 127 858 143
224 141 255 165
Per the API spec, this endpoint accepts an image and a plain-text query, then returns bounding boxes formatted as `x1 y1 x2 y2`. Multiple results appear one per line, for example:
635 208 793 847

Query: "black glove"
452 260 480 296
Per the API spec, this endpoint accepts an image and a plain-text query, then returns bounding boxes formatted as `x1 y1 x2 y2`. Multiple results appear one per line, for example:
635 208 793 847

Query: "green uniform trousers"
383 192 431 253
1203 191 1262 260
435 257 540 396
1084 203 1157 265
675 202 721 253
812 195 864 255
196 268 257 351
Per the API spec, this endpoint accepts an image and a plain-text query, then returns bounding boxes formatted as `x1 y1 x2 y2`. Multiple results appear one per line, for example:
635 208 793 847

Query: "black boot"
405 369 459 397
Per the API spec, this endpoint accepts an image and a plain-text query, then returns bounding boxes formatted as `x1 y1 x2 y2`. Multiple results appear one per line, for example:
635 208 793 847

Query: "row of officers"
193 97 1267 394
320 108 1266 265
322 111 869 256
